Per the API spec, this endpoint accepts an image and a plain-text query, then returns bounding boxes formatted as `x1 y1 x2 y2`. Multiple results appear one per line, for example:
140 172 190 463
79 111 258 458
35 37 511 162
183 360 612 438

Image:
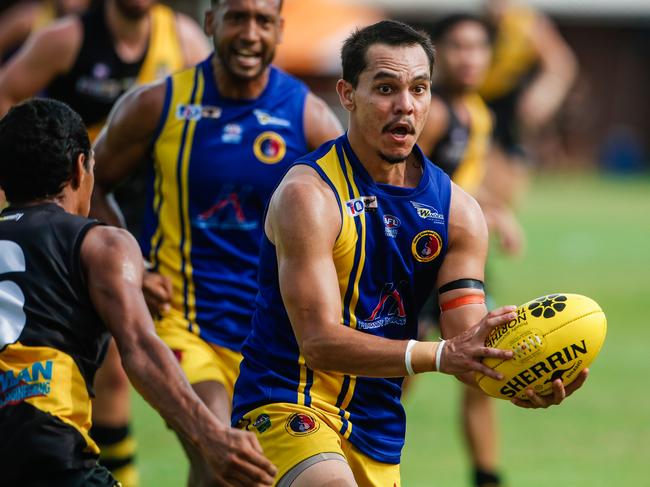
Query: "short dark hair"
0 98 90 204
210 0 283 9
431 13 494 43
341 20 435 87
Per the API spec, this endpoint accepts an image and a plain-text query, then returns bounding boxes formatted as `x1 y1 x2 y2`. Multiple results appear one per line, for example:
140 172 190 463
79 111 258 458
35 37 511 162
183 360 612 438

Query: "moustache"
382 118 416 134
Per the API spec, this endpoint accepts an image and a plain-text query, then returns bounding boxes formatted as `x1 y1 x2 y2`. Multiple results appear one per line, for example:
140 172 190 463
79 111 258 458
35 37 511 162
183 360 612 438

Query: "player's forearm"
118 331 226 447
90 185 127 227
300 325 440 377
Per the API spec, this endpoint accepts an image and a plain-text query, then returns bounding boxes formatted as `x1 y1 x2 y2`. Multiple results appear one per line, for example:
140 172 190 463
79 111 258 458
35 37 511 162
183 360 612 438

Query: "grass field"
129 174 650 486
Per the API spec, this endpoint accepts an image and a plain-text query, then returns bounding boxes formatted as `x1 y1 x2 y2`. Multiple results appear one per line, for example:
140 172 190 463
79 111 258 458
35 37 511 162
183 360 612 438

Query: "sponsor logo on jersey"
383 214 401 238
253 413 272 433
357 282 407 330
0 213 23 222
285 413 319 436
410 201 445 223
253 109 291 127
194 185 257 231
253 131 286 164
92 63 110 79
175 104 222 121
0 361 53 409
222 123 243 143
411 230 442 263
345 196 377 217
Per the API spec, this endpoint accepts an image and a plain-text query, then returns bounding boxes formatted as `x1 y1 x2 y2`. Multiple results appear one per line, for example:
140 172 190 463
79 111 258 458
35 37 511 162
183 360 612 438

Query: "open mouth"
385 122 414 141
233 49 262 69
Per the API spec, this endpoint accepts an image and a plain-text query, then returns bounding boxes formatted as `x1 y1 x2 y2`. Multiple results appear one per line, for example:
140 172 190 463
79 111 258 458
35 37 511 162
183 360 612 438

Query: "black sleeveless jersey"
429 91 469 178
46 4 146 129
0 204 108 475
0 203 108 382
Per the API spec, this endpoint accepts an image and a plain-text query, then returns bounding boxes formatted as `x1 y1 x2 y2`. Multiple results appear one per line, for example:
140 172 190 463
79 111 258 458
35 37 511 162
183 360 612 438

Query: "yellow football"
476 293 607 400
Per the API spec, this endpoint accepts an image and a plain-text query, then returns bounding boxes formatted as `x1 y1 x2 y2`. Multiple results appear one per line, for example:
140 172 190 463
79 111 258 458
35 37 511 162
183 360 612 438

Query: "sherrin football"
476 294 607 400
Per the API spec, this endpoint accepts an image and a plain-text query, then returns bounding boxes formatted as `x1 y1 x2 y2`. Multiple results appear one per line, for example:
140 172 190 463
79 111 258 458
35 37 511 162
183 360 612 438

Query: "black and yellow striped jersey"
0 203 107 480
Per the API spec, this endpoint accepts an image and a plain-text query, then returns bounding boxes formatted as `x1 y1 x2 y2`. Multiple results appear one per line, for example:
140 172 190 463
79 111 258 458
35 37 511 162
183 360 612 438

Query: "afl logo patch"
411 230 442 263
285 412 319 436
253 131 286 164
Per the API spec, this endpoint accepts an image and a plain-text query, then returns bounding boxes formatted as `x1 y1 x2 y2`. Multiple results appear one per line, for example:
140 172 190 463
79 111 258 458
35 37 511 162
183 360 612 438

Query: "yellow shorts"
155 309 242 397
237 403 400 486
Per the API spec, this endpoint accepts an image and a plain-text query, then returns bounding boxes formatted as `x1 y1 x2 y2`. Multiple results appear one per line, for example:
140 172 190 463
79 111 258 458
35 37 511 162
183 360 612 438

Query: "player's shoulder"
270 164 340 240
172 11 210 66
448 182 487 239
31 14 82 49
81 226 139 262
108 79 167 128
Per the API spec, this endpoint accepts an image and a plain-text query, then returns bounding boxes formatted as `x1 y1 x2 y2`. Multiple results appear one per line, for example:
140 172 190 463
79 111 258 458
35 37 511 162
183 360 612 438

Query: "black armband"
438 278 484 294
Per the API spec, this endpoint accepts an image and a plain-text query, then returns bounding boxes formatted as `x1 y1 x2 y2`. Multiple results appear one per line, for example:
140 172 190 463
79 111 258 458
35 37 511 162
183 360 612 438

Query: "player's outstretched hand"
439 305 516 379
510 369 589 409
142 270 172 316
203 427 277 486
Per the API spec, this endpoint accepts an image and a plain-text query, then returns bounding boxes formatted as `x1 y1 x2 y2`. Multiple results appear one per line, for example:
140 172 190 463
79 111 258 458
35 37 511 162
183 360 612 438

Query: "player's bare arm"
81 225 277 486
91 81 165 226
438 184 587 407
518 15 578 130
0 1 42 64
176 12 211 67
0 16 82 116
91 81 172 316
268 165 513 379
303 92 344 149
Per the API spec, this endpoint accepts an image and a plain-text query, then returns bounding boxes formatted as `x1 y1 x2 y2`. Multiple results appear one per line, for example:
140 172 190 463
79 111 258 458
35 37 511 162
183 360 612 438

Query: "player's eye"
412 85 428 95
257 14 273 27
377 85 393 95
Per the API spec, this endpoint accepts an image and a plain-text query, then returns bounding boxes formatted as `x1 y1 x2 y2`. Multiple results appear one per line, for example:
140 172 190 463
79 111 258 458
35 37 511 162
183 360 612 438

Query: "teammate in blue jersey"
231 20 588 486
90 0 342 484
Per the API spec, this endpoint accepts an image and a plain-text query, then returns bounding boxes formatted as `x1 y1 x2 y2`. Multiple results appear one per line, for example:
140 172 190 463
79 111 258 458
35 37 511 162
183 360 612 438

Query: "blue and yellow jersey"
479 4 539 101
141 56 309 351
430 92 493 194
232 135 452 463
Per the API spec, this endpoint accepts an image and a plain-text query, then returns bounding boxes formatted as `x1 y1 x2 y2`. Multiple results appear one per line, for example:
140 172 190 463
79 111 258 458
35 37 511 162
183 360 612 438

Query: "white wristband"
435 339 446 372
404 339 418 376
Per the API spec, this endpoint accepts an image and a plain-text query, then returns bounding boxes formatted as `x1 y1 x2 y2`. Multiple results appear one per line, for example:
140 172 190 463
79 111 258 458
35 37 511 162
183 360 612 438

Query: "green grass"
130 174 650 486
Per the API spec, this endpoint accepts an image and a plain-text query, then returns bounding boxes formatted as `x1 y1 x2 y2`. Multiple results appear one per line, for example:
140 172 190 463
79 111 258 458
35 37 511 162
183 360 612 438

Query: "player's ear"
204 9 215 36
276 15 284 44
70 152 86 190
336 79 355 112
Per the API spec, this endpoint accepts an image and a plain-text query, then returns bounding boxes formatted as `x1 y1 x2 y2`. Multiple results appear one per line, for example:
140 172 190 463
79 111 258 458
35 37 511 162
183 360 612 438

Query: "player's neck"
347 128 422 188
12 191 81 215
105 0 150 61
212 56 270 100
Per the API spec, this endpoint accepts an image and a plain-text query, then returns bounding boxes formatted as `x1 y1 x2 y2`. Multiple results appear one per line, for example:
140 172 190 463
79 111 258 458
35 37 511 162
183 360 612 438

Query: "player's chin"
380 140 415 163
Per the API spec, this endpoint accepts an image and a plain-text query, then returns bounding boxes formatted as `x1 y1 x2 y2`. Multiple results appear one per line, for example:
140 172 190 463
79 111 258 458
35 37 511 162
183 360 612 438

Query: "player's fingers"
245 449 277 480
161 274 173 296
229 452 276 485
246 431 265 455
551 379 567 404
477 346 513 361
471 360 505 381
481 307 517 332
524 388 551 408
510 396 535 409
565 368 589 397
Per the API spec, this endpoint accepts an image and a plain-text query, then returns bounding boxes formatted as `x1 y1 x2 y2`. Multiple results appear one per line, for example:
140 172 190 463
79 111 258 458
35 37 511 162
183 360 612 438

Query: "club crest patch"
411 230 442 263
253 131 286 164
285 412 319 436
